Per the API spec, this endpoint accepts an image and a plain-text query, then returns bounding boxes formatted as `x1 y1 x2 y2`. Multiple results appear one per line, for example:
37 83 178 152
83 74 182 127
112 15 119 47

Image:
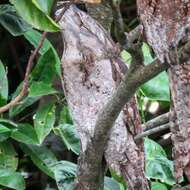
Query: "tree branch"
135 123 170 141
172 184 190 190
78 36 190 189
93 56 168 154
142 112 170 130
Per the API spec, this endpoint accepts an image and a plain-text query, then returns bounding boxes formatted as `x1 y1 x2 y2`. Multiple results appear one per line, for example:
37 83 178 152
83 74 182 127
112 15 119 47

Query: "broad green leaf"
0 124 11 141
0 141 18 171
0 119 17 128
11 123 39 145
59 106 73 125
121 50 131 65
110 169 127 190
0 4 31 36
146 156 175 185
9 96 40 117
104 177 120 190
24 29 52 55
0 169 25 190
20 144 57 178
0 60 8 106
29 81 58 97
0 125 11 134
121 44 170 102
9 48 58 117
145 138 175 185
52 161 77 190
54 124 80 155
142 43 154 64
0 120 16 141
9 82 40 117
34 102 56 143
144 138 167 158
140 72 170 102
10 0 60 32
141 43 170 101
151 182 168 190
34 0 54 14
24 29 61 76
31 48 57 84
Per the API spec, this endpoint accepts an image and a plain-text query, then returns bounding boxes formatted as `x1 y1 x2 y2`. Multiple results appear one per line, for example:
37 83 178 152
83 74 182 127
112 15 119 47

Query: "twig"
134 123 170 141
0 5 69 114
111 0 125 44
142 112 170 130
0 32 47 114
172 184 190 190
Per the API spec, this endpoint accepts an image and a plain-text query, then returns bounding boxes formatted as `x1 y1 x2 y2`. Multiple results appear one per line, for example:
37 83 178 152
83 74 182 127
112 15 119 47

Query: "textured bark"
86 0 113 32
59 5 149 190
137 0 190 182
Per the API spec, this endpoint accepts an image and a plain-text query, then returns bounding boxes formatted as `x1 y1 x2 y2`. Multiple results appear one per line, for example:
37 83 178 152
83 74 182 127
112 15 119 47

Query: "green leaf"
0 169 25 190
31 48 57 84
121 50 131 65
34 102 56 143
0 141 18 171
104 177 120 190
9 48 58 117
24 29 61 76
109 169 127 190
0 125 11 134
0 124 11 141
142 43 154 64
0 120 17 141
9 82 40 117
146 156 175 185
121 43 170 102
0 119 17 129
20 144 57 178
140 72 170 102
0 4 31 36
0 60 8 106
9 96 40 118
29 81 58 97
34 0 54 14
151 182 168 190
10 0 60 32
144 138 167 158
24 29 52 54
11 123 39 145
52 161 77 190
145 138 175 185
59 106 73 125
54 124 80 155
141 43 170 102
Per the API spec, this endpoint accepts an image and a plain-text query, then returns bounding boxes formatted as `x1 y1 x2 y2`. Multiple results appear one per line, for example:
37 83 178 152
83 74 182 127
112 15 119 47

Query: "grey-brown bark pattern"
59 5 149 190
137 0 190 182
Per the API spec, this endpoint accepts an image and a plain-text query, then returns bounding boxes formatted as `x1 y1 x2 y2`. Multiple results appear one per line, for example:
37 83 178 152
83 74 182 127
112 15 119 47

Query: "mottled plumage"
59 5 149 189
137 0 190 182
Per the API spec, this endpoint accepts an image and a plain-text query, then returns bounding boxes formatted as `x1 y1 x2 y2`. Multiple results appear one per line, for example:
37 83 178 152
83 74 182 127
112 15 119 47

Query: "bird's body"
59 5 149 190
137 0 190 182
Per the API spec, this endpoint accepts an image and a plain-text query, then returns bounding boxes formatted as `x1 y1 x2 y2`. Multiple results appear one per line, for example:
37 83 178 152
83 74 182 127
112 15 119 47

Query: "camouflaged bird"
59 5 149 190
137 0 190 183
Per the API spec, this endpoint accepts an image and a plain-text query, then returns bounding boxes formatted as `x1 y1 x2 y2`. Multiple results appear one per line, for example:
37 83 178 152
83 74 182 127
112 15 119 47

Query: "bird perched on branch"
137 0 190 183
59 5 149 190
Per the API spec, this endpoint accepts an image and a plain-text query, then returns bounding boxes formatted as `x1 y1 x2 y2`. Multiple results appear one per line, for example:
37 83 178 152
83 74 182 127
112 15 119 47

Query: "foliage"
0 0 174 190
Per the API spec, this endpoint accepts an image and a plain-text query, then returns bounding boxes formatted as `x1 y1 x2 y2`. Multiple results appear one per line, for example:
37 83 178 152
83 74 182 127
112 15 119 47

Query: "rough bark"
59 5 149 190
137 0 190 183
85 0 113 32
